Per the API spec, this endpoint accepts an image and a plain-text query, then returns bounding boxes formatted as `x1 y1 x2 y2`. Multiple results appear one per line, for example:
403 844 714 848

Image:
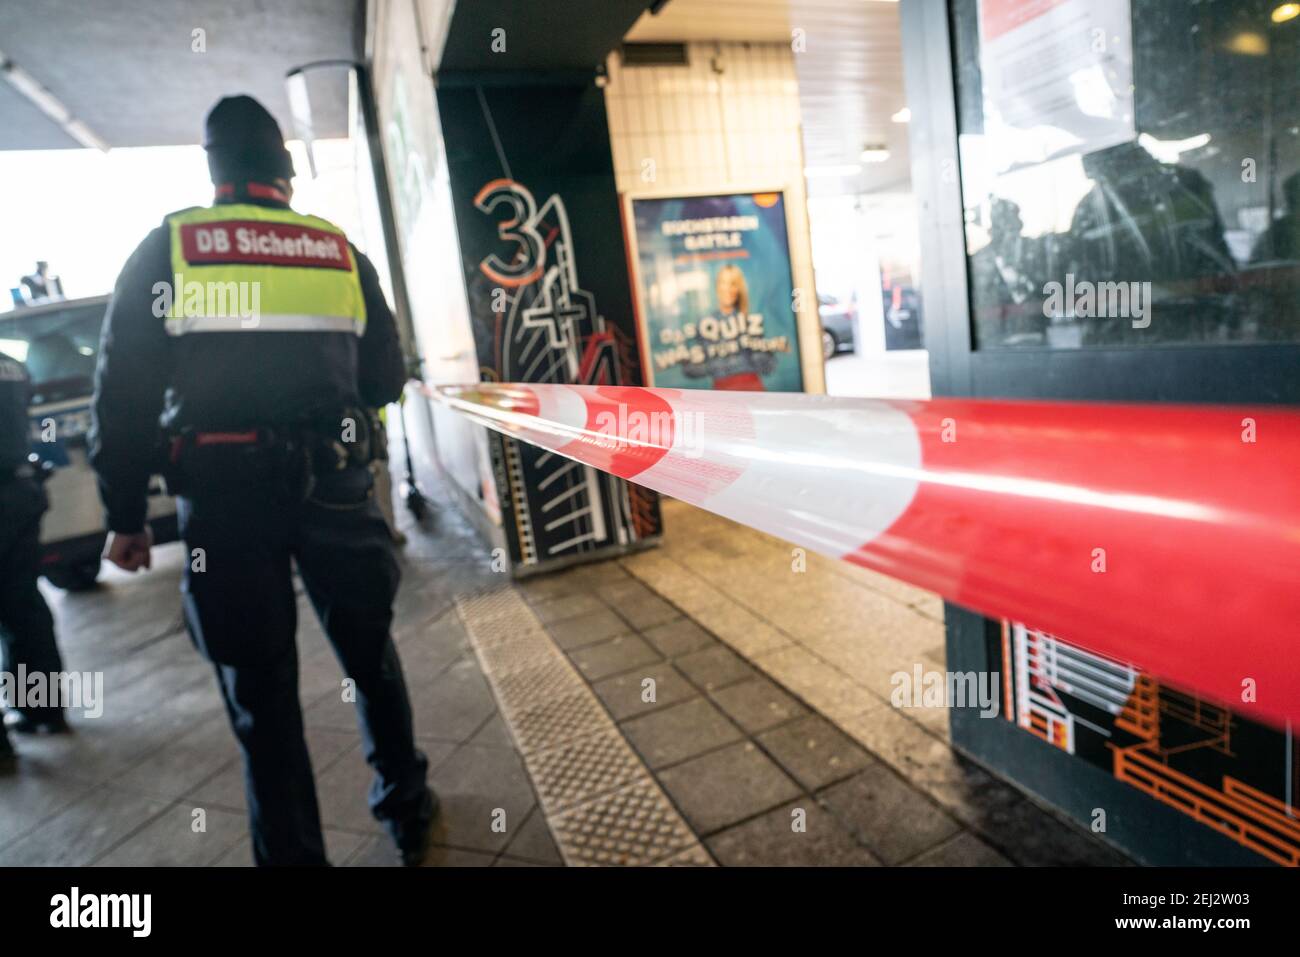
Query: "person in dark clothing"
1250 171 1300 264
89 95 436 865
0 352 66 766
19 261 63 304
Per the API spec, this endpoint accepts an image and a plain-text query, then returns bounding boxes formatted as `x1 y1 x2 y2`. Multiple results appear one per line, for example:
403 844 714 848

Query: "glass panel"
0 300 106 402
952 0 1300 349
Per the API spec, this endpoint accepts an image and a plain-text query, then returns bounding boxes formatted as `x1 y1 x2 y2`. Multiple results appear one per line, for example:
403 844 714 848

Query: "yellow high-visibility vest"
165 204 366 336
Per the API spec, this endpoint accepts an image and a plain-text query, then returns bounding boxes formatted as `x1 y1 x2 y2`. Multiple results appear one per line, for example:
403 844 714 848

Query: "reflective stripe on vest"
165 204 367 336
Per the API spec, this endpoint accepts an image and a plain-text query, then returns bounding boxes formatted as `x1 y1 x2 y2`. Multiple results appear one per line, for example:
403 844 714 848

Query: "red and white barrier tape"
429 382 1300 728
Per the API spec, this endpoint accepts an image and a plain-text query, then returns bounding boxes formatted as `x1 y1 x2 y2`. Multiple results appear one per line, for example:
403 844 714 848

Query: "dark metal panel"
901 0 971 399
439 0 651 73
969 345 1300 405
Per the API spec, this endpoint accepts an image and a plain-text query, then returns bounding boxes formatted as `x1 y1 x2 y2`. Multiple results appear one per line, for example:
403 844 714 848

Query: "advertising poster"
629 192 803 392
978 0 1135 172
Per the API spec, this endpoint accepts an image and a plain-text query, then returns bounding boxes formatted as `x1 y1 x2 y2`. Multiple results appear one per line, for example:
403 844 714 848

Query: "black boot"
4 708 70 735
391 788 441 867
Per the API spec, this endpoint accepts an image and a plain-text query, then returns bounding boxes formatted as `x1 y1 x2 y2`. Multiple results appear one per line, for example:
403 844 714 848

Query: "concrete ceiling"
0 0 363 150
0 0 908 197
626 0 911 197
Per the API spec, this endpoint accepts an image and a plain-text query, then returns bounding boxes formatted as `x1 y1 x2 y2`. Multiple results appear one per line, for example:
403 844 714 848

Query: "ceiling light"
0 47 108 151
1226 31 1269 54
891 107 911 124
1272 4 1300 23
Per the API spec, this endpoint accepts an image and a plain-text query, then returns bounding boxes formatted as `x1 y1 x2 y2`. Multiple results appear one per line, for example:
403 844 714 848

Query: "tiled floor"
0 476 561 868
1 471 1128 867
510 499 1130 867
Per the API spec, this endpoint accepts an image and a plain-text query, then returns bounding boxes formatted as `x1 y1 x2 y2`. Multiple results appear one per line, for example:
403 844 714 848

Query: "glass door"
903 0 1300 866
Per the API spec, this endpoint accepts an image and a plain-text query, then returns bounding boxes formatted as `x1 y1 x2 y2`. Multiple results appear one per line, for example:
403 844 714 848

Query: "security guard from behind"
90 95 437 865
0 351 66 767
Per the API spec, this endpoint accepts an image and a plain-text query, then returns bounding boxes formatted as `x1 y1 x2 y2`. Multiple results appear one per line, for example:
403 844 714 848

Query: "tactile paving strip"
457 587 714 867
505 689 611 754
547 780 699 867
526 730 645 811
475 636 556 678
491 659 585 709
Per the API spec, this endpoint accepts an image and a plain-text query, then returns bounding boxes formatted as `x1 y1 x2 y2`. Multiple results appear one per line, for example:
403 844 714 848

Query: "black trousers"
179 465 429 866
0 476 62 723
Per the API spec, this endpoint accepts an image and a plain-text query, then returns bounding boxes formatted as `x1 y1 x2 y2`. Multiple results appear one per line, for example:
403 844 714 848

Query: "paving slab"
426 744 539 855
212 827 369 867
757 714 876 792
546 607 630 651
500 805 564 864
908 831 1013 867
347 837 497 867
592 662 699 721
640 617 716 658
0 758 96 850
707 677 808 734
567 634 662 682
673 644 757 691
93 801 247 866
528 592 605 624
0 785 170 866
621 697 743 770
657 741 802 835
707 800 882 867
818 764 963 865
409 657 499 742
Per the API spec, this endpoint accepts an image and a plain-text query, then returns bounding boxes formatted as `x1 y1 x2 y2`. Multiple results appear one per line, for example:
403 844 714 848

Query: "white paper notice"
978 0 1135 173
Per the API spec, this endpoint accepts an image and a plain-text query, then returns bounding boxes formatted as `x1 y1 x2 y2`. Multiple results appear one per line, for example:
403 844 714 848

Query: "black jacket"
0 354 32 473
90 194 405 533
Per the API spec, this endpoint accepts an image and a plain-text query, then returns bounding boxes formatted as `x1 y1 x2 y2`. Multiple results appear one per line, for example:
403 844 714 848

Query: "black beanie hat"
203 95 295 185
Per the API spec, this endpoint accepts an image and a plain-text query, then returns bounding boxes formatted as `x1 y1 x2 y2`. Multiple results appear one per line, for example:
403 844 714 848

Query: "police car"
0 295 177 590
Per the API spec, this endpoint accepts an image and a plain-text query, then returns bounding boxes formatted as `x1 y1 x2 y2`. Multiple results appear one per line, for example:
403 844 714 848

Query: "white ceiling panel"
627 0 911 196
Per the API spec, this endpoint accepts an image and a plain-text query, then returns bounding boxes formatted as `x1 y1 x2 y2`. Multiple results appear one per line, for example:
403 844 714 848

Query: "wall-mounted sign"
626 191 803 392
978 0 1135 173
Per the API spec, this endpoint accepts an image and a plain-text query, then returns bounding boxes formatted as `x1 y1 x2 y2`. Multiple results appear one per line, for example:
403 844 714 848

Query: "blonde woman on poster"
678 264 778 391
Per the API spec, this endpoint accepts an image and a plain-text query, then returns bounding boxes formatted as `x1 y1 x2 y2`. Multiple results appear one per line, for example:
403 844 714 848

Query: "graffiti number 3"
475 178 546 287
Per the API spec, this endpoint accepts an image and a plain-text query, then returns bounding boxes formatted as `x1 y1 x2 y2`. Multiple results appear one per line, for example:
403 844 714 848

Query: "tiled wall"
604 42 825 393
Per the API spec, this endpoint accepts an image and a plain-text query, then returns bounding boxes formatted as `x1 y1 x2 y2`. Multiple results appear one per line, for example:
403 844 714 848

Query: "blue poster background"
632 192 803 392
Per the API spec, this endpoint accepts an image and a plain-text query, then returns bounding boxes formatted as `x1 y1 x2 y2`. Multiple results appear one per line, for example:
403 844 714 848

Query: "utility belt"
161 408 379 502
